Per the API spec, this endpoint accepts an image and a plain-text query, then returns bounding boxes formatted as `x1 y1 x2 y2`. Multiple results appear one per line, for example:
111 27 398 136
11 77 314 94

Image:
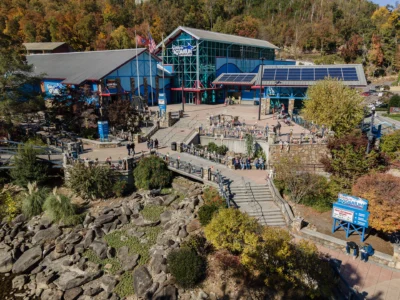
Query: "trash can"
177 142 182 153
71 151 78 159
171 142 177 151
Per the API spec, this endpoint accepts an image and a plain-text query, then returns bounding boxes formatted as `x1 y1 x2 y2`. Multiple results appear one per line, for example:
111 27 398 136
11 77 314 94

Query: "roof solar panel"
315 68 328 80
301 69 314 80
342 68 358 81
328 68 343 79
288 69 301 80
219 75 230 81
263 69 276 80
275 69 288 80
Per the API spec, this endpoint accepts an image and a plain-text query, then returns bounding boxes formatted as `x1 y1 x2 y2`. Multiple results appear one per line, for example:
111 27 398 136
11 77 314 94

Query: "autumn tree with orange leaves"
352 173 400 233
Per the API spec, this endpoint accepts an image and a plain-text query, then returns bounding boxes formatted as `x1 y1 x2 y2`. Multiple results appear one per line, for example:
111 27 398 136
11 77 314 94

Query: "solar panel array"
262 67 359 81
217 74 256 83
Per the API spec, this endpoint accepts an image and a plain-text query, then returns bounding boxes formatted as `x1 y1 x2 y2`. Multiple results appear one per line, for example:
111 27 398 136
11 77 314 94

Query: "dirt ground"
294 203 394 255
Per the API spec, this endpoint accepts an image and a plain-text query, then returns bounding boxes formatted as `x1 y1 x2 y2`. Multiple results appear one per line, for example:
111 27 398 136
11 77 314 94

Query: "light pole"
180 57 185 112
258 57 265 121
366 106 375 154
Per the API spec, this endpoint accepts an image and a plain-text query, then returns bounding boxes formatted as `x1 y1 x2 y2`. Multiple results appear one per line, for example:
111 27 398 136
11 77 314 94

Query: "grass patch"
114 272 134 298
384 114 400 121
175 192 185 204
104 225 162 265
141 205 164 222
161 187 173 195
83 250 121 274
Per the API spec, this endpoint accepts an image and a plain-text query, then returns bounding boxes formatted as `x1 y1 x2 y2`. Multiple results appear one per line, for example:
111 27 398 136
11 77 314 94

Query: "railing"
266 177 294 225
244 178 267 224
266 163 325 174
181 129 197 145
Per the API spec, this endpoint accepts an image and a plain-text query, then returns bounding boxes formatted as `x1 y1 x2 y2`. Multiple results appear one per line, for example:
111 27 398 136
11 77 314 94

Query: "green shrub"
380 130 400 160
43 189 82 225
112 180 127 197
133 155 172 190
198 204 220 226
181 235 211 256
141 205 164 222
167 248 206 288
0 190 21 222
21 182 49 218
68 163 117 199
202 187 225 207
216 145 228 155
10 145 49 187
207 142 218 152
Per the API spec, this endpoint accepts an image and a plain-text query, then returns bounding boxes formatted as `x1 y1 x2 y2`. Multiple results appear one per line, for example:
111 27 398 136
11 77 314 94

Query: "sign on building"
98 121 109 142
172 43 196 57
106 79 118 89
332 193 370 242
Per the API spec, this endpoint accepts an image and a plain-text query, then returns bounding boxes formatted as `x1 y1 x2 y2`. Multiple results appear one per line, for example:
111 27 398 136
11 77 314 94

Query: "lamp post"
366 106 375 154
258 57 265 121
180 57 185 112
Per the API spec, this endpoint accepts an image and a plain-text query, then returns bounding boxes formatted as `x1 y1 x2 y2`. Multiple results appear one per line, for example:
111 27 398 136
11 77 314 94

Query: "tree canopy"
302 79 364 137
352 173 400 233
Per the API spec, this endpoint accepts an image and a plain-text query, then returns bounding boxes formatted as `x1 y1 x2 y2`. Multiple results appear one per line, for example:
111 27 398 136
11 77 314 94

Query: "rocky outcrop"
133 266 153 297
12 246 42 274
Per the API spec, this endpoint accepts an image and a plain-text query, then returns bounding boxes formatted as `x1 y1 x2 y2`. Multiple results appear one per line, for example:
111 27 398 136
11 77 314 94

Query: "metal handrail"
243 177 268 224
267 177 294 225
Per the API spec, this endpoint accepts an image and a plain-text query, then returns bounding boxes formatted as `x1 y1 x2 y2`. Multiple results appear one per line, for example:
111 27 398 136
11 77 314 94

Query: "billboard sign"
332 203 370 228
106 79 117 89
390 107 400 114
158 93 166 114
338 193 368 211
172 43 196 57
332 206 354 222
98 121 109 141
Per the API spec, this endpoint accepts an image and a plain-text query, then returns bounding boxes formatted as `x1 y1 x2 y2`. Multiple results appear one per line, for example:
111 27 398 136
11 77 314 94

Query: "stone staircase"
230 184 287 227
151 114 202 147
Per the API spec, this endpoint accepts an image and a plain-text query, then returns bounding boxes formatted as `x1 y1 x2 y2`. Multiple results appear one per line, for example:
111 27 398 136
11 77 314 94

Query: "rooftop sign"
172 43 196 57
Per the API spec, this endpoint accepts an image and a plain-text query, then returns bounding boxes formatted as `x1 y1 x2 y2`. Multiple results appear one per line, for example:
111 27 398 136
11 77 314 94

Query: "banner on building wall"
158 93 166 115
106 79 117 89
172 43 196 57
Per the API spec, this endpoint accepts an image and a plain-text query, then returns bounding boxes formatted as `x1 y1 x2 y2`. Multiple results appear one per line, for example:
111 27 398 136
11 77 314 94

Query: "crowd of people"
232 156 265 170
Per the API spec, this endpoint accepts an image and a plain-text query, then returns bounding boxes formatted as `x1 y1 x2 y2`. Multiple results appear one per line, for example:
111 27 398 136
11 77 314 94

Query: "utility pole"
181 57 185 112
366 106 375 154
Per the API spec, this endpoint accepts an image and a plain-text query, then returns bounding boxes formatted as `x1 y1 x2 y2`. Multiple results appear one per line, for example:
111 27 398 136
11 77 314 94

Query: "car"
361 91 370 96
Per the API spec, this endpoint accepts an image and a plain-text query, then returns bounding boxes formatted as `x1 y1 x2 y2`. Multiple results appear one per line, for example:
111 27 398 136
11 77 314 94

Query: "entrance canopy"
214 64 367 87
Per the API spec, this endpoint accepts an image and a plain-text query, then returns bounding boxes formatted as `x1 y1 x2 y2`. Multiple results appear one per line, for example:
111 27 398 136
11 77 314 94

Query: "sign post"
98 121 109 142
332 193 370 242
158 93 166 117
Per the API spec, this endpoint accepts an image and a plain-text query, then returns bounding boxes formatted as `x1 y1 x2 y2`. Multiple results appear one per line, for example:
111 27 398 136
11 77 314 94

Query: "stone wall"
269 143 329 168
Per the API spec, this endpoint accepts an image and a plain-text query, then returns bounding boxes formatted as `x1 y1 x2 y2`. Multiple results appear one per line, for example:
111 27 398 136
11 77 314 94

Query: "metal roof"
214 64 367 87
27 49 147 85
156 26 278 51
23 42 67 51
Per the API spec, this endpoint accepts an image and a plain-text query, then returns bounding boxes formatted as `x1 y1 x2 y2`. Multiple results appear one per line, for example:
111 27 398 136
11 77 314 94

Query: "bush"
380 130 400 160
167 248 206 288
198 204 220 226
21 182 48 218
388 95 400 113
216 145 228 155
10 145 49 187
112 180 127 197
68 163 117 199
133 155 172 190
207 142 218 152
181 235 211 256
202 187 225 207
43 189 82 225
204 208 261 254
0 190 21 222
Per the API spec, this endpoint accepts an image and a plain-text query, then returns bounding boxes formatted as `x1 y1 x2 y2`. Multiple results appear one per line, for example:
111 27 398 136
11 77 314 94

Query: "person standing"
154 139 159 150
265 124 269 137
149 139 154 151
126 143 131 156
131 142 135 156
147 139 150 151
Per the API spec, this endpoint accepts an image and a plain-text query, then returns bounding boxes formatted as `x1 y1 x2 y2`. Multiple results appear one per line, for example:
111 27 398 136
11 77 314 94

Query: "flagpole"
148 27 154 107
162 33 165 96
135 30 140 97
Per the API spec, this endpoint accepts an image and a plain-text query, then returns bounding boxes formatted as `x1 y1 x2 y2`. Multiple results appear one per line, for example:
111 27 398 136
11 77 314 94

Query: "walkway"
317 243 400 300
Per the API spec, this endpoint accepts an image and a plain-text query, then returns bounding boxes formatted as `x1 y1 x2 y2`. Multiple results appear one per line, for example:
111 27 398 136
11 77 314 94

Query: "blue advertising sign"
332 203 370 228
158 93 166 115
332 193 370 242
98 121 109 141
337 193 368 211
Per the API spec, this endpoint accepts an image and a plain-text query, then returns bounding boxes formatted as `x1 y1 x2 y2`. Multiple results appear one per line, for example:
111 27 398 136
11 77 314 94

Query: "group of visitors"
346 241 374 262
126 142 135 156
146 138 159 151
232 157 265 170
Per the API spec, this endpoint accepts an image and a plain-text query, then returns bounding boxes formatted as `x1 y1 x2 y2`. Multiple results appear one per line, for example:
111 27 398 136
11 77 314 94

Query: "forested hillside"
0 0 399 76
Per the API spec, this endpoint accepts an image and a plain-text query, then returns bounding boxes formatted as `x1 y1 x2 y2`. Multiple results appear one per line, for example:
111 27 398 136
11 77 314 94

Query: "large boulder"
55 270 102 291
159 211 172 224
89 241 108 260
133 266 153 297
94 214 116 226
0 250 13 273
32 226 62 245
153 285 178 300
12 245 42 274
64 287 83 300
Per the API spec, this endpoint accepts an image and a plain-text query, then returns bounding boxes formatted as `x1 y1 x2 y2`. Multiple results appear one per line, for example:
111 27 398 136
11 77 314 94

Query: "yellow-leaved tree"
302 78 364 137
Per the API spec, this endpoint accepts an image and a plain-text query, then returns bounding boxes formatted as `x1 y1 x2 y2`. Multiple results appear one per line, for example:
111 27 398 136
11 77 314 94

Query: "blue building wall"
216 58 295 76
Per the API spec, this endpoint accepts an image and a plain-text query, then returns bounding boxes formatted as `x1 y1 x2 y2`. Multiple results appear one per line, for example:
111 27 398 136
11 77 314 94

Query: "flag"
136 35 148 46
148 31 157 53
